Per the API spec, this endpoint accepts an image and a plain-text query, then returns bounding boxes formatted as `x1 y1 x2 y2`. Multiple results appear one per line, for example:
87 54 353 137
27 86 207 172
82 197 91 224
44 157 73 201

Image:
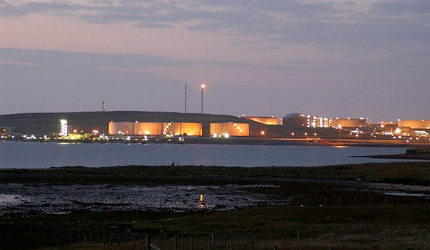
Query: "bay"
0 141 419 168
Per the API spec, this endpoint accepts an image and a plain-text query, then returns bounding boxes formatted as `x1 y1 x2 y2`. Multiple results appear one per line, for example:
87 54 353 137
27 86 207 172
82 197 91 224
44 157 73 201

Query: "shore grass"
1 161 430 186
1 162 430 249
31 203 430 250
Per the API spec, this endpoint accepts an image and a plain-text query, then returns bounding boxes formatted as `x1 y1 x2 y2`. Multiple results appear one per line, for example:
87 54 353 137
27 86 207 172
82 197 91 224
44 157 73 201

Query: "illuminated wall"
398 120 430 129
109 122 135 135
331 118 368 128
163 122 202 136
210 123 250 137
135 123 164 135
109 122 203 136
246 117 280 125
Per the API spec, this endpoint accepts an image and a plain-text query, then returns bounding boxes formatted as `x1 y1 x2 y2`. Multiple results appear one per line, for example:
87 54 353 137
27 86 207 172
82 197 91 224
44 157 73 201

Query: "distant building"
396 120 430 137
1 127 13 133
244 116 281 125
59 119 68 136
109 121 251 137
378 121 398 135
283 113 330 128
331 117 369 128
398 120 430 130
109 122 202 136
210 123 249 137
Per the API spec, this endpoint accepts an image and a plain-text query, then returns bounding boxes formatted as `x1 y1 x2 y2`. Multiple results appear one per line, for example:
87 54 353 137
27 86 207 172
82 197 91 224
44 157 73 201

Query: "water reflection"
199 194 206 209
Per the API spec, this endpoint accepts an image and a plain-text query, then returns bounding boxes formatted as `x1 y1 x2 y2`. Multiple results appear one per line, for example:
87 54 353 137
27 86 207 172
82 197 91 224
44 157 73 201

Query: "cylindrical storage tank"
163 123 203 136
398 120 430 129
210 123 249 137
247 117 279 125
331 118 368 128
108 122 135 135
134 123 164 135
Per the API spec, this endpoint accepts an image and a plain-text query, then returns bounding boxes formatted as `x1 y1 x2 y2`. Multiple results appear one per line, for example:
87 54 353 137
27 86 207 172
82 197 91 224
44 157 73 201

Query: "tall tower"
102 101 106 112
184 83 187 113
201 83 206 114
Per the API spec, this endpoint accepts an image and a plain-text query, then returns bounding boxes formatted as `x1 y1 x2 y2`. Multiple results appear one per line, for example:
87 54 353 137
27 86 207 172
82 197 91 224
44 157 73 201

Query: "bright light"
60 119 68 136
224 134 229 138
201 83 206 89
261 131 265 135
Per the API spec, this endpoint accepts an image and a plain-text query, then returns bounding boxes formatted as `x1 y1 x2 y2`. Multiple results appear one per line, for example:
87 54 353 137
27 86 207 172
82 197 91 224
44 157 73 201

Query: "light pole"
201 83 206 113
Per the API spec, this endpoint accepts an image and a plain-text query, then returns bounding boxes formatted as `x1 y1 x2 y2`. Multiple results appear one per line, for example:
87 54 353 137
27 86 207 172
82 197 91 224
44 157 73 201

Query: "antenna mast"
184 83 187 113
102 101 106 112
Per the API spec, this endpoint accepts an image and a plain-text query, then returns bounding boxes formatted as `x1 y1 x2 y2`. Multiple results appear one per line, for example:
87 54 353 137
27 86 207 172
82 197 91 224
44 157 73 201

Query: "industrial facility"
108 121 250 137
243 116 282 125
398 120 430 130
109 122 203 136
0 111 429 143
281 113 367 128
331 117 369 128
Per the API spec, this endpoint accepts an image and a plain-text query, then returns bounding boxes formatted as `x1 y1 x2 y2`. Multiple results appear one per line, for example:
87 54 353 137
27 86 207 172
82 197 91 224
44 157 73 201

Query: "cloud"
0 48 251 69
373 0 430 15
1 0 429 55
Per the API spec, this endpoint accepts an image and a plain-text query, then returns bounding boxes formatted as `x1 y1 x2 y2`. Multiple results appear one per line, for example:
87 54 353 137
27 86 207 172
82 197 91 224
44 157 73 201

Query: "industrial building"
163 122 203 136
210 123 250 137
394 120 430 137
331 118 369 128
109 121 250 137
244 116 281 125
282 113 330 128
398 120 430 130
109 122 203 136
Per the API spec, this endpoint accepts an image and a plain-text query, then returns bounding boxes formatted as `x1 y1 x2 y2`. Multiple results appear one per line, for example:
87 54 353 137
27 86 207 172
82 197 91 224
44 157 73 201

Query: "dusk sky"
1 0 429 122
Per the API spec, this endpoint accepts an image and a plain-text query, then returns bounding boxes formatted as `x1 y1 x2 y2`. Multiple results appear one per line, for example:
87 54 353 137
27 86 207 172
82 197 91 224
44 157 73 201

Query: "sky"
1 0 429 123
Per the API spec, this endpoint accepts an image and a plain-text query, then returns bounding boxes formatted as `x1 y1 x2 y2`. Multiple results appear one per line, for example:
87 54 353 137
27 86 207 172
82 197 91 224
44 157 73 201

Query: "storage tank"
210 123 250 137
398 120 430 129
108 122 135 135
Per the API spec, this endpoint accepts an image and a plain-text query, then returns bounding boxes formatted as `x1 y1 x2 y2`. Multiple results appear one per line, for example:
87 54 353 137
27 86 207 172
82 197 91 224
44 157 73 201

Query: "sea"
0 141 421 169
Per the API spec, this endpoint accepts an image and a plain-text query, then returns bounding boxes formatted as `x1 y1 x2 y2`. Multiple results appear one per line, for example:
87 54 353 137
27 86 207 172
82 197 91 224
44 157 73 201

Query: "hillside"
0 111 264 136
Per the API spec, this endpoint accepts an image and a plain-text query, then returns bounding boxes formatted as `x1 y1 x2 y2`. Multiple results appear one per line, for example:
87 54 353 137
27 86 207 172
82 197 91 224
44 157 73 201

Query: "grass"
2 162 430 249
1 162 430 186
36 203 430 250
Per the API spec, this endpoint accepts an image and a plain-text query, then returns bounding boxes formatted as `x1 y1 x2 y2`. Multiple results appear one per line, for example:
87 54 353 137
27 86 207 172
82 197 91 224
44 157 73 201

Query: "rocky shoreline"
359 146 430 160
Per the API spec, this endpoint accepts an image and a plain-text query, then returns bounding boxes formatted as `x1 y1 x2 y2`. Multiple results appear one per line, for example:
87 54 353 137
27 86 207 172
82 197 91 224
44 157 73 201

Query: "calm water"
0 141 419 168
